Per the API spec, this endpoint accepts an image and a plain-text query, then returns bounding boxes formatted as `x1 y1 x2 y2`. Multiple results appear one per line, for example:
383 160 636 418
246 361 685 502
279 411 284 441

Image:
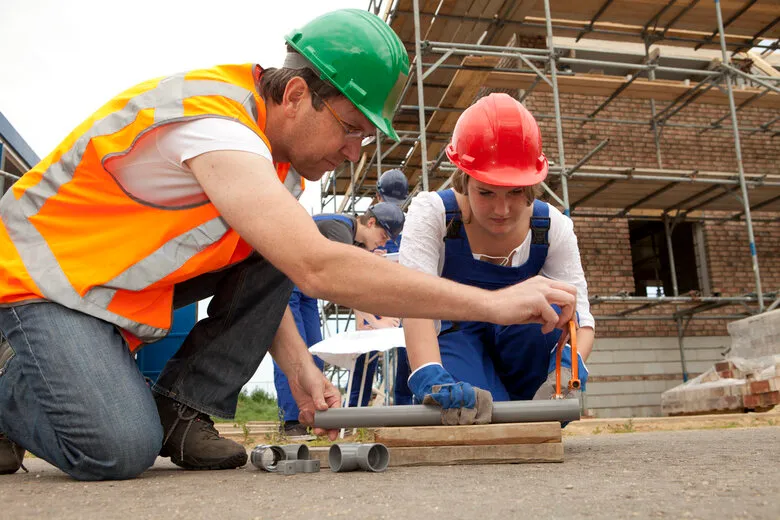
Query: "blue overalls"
380 234 402 254
436 189 586 401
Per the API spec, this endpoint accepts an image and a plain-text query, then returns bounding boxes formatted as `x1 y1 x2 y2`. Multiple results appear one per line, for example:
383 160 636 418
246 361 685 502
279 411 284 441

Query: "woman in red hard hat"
402 93 594 409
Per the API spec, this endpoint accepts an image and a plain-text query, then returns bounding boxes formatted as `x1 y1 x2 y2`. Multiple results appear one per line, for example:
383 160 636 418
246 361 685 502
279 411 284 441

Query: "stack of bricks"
661 358 780 415
744 371 780 410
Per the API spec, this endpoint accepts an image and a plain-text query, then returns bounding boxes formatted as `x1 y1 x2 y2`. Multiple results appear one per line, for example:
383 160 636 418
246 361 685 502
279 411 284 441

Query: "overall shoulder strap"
526 200 551 274
437 189 464 240
530 199 551 246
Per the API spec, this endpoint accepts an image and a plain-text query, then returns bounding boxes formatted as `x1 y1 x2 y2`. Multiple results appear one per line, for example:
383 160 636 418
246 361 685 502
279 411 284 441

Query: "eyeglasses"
311 90 376 146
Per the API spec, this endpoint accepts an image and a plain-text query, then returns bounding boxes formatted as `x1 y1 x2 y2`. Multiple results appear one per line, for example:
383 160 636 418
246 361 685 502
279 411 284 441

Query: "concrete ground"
3 425 779 520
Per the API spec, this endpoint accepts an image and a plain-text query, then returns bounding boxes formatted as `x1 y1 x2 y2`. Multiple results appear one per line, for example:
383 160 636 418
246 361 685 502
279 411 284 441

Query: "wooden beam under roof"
484 71 780 109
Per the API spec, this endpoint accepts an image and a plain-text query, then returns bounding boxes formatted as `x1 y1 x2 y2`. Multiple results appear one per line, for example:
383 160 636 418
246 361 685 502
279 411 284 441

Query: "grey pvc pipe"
329 443 389 473
280 444 309 461
313 400 580 429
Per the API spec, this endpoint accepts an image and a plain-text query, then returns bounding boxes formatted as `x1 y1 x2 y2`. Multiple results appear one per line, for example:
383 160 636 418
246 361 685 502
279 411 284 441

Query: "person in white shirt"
401 93 594 414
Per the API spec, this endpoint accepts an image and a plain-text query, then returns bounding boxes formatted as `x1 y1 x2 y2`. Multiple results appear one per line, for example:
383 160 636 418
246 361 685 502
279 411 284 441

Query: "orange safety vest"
0 64 305 350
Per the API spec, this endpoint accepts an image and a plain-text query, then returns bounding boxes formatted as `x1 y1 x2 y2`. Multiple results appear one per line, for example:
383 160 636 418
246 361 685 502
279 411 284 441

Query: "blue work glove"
532 344 589 401
408 364 493 425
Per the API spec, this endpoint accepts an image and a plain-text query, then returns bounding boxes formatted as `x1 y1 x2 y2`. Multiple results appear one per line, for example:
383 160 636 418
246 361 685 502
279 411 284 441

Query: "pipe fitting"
329 443 389 473
250 445 287 472
277 460 298 475
281 444 310 461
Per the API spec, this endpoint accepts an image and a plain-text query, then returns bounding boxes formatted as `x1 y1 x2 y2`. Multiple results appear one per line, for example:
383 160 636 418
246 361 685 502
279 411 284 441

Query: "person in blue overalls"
400 93 595 419
352 168 415 406
275 202 405 436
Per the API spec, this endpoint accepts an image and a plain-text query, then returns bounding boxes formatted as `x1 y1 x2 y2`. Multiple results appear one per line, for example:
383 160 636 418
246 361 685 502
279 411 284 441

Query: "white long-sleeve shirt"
398 191 595 329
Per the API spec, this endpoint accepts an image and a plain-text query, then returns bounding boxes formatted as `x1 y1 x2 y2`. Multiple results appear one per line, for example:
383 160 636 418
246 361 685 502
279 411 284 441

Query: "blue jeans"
0 302 162 481
0 254 292 480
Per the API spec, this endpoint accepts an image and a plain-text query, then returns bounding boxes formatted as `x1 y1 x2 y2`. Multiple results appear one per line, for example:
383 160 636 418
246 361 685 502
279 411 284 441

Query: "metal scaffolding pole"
645 40 663 167
663 213 689 381
544 0 570 214
376 131 382 189
699 89 771 135
575 0 616 42
412 0 429 192
401 105 777 134
714 0 764 312
567 139 610 177
696 0 758 51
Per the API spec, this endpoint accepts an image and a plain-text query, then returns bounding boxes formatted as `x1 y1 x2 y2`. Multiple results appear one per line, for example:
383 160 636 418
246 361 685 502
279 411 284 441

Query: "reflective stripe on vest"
0 64 296 346
278 163 306 200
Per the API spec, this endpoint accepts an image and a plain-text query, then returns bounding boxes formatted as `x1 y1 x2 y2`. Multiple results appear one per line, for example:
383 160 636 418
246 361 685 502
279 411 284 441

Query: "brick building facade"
495 38 780 416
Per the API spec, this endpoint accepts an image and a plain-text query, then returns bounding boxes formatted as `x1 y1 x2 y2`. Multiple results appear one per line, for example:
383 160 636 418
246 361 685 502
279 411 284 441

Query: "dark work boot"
0 433 27 475
280 421 315 441
155 393 247 470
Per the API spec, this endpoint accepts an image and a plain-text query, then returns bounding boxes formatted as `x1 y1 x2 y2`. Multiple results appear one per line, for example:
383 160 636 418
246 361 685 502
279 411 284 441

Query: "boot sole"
170 451 248 471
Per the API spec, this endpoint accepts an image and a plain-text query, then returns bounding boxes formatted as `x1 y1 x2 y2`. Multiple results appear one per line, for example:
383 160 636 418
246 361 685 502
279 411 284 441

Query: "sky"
0 0 371 394
0 0 371 214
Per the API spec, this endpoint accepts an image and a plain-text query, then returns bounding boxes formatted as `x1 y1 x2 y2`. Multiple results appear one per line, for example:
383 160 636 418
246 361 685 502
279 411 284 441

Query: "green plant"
213 388 280 423
607 419 636 434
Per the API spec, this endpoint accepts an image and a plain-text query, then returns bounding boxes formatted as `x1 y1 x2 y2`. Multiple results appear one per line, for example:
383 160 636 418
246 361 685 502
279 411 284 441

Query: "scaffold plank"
485 72 780 109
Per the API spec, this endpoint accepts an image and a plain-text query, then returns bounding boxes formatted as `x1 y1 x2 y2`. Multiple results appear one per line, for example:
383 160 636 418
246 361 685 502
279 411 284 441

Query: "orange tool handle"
554 325 568 398
568 320 581 392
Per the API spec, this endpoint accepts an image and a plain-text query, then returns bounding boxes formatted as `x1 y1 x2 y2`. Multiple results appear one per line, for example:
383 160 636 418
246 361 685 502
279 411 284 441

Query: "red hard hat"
445 93 548 187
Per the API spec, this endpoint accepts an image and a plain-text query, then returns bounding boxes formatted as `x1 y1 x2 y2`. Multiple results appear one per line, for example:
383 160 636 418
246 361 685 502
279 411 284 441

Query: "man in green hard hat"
0 9 578 480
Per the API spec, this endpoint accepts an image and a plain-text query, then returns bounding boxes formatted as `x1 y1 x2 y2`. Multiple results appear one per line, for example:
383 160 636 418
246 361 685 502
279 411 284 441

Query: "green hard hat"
285 9 409 141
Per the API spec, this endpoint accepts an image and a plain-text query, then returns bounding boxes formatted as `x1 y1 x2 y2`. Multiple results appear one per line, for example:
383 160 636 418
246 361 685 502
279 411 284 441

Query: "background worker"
400 93 594 416
274 203 404 436
0 10 577 481
352 167 414 405
373 168 409 254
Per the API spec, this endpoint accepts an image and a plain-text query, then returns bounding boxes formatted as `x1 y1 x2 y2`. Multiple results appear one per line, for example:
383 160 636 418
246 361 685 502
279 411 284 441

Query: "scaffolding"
319 0 780 382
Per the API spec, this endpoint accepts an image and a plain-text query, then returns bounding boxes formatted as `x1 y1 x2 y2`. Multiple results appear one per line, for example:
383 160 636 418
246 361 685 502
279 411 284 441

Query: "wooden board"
308 442 563 468
389 0 780 50
521 0 780 40
485 72 780 109
374 422 562 447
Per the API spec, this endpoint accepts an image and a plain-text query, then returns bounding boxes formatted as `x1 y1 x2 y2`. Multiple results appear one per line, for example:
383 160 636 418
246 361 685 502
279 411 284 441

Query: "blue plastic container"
136 304 198 382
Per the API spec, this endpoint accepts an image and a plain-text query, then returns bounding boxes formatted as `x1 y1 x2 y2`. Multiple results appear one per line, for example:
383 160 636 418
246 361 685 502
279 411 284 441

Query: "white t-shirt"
399 191 595 329
104 117 273 208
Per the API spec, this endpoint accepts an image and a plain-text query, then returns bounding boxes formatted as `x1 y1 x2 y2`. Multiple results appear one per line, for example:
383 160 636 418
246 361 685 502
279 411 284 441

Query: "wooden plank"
374 422 562 447
484 71 780 109
746 51 780 78
519 17 758 49
308 442 563 468
521 0 780 39
389 443 563 466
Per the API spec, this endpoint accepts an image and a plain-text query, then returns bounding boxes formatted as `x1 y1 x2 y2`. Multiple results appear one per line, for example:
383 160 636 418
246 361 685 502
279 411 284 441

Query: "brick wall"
512 66 780 339
570 214 780 338
485 37 780 417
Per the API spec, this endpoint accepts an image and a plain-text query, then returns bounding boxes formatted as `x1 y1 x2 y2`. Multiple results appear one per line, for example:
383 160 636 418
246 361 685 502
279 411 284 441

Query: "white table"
310 327 407 410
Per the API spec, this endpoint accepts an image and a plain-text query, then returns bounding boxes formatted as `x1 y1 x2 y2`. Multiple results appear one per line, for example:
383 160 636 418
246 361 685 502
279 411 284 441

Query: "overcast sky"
0 0 372 393
0 0 370 215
